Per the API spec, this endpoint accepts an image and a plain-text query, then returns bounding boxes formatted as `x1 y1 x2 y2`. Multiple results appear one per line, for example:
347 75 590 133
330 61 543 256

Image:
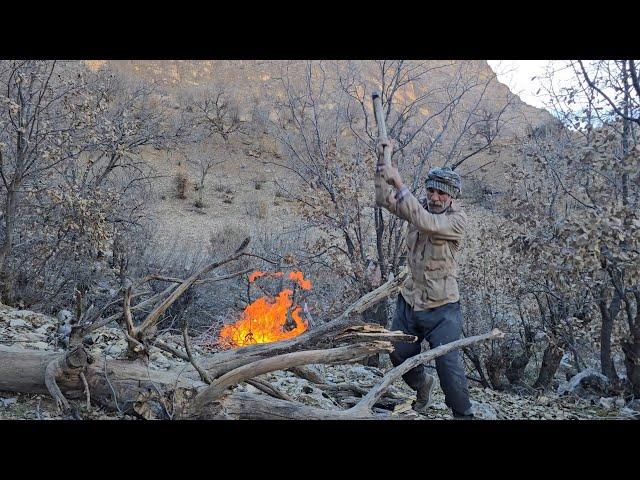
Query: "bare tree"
187 86 244 141
0 62 172 308
184 139 227 207
0 60 86 301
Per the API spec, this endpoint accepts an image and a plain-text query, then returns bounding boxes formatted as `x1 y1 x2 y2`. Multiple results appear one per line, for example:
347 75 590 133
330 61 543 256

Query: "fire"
218 271 312 348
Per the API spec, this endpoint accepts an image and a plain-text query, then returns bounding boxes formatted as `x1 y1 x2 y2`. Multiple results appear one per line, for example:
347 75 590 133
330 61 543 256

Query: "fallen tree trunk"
202 392 375 420
0 345 202 417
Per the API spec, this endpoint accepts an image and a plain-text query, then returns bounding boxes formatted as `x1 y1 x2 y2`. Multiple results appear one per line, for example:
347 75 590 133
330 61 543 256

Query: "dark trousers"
390 293 472 415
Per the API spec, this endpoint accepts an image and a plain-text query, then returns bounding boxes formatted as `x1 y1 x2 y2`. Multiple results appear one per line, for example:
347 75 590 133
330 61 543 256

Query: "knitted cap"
425 166 461 199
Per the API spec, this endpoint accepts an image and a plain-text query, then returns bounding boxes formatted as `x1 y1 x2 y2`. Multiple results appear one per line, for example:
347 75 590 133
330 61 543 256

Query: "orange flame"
288 271 311 290
218 270 312 348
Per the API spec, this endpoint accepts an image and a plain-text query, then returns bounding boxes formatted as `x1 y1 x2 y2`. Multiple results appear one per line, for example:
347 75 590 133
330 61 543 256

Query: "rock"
21 333 46 342
431 401 448 410
615 398 626 408
598 397 615 410
471 400 499 420
559 353 573 370
627 399 640 412
149 352 171 369
35 325 51 335
57 310 73 323
106 343 125 357
557 369 609 397
29 342 51 350
0 397 18 407
534 331 547 342
9 319 28 328
619 407 640 419
536 395 550 406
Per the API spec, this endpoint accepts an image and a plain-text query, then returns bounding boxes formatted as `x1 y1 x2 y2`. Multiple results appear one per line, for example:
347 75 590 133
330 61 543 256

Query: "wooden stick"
372 91 392 168
153 339 189 361
146 268 254 285
79 371 91 409
81 287 174 336
334 324 417 344
122 287 136 337
183 322 212 385
245 378 294 402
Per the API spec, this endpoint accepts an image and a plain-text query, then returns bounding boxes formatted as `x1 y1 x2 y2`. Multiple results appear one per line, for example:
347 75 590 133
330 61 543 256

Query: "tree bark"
533 342 564 390
622 340 640 397
0 345 202 416
599 295 620 383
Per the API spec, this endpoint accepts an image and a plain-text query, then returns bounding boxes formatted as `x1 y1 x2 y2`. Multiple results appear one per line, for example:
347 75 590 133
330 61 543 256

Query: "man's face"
426 187 452 213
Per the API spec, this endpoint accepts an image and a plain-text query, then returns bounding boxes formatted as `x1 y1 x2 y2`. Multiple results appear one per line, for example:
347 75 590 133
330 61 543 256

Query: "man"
374 140 473 419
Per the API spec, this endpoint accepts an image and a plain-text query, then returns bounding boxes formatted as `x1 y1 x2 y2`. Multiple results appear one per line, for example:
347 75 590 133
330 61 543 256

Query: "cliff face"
87 60 554 139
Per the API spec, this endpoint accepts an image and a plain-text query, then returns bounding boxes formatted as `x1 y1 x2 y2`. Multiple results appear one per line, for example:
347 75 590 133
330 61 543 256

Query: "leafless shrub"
257 200 269 219
174 169 189 200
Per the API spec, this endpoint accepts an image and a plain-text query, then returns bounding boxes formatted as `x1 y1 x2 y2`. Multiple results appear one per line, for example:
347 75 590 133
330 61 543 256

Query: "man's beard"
428 201 446 213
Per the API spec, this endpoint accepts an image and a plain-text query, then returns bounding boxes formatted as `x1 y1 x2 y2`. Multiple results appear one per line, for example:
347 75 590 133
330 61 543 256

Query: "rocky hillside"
84 60 554 261
87 60 553 135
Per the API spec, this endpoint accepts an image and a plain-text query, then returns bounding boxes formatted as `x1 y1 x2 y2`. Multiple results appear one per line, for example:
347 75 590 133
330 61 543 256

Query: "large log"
0 345 202 417
202 392 375 420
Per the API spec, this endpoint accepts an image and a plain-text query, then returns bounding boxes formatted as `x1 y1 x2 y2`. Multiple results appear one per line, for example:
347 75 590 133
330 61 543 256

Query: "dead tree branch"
194 341 394 410
349 328 505 415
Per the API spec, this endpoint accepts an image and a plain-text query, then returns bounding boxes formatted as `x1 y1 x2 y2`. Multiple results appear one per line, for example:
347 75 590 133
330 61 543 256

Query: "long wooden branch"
145 268 253 285
334 323 416 344
245 378 294 401
349 328 504 415
81 284 177 336
183 322 212 385
206 391 375 420
193 341 394 410
153 339 189 361
343 268 408 317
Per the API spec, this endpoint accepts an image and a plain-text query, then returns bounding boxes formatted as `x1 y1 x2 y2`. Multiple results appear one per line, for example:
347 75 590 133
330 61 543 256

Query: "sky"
487 60 576 112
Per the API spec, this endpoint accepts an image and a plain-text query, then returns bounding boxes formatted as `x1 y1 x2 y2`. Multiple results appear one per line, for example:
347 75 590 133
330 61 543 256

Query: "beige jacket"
375 172 467 310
